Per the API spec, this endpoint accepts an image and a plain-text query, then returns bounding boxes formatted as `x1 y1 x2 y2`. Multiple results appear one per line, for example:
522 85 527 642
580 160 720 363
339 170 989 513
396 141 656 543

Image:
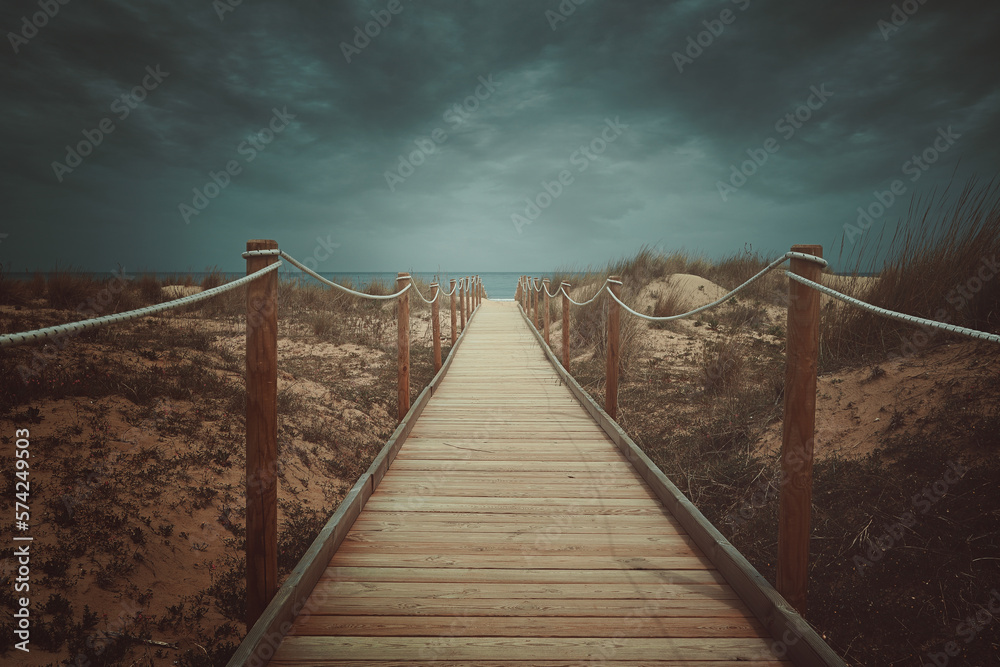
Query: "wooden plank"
272 636 779 662
272 662 788 667
312 581 740 600
298 597 754 618
326 553 716 570
291 614 765 637
319 567 726 585
273 662 787 667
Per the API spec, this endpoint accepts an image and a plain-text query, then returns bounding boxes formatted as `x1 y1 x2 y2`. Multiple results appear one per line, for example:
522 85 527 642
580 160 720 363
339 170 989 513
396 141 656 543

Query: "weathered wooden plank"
319 567 726 585
291 614 765 638
272 636 779 662
326 553 716 570
272 661 788 667
311 581 740 600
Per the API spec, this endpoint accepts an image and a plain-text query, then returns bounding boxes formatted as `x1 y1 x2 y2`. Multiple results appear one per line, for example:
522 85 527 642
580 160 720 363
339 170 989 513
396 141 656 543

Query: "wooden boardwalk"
271 301 788 665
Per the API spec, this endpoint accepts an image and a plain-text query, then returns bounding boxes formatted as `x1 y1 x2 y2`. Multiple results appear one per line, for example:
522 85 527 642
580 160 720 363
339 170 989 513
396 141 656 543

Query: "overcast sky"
2 0 998 275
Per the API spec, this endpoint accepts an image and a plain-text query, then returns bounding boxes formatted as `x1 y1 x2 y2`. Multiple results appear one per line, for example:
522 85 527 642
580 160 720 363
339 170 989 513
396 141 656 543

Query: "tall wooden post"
532 279 540 329
605 276 621 420
561 281 571 370
449 279 457 345
397 273 411 422
430 283 441 372
245 239 278 628
776 245 823 615
543 279 551 346
515 277 521 303
459 278 466 331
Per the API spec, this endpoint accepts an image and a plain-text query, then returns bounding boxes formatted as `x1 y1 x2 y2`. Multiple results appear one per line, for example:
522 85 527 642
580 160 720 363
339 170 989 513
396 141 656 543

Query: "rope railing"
278 250 412 301
3 239 486 630
0 262 283 349
785 271 1000 344
517 242 999 617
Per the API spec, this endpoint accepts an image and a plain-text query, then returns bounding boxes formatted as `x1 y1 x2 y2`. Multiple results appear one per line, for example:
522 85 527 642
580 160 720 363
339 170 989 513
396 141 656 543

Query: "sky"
1 0 998 275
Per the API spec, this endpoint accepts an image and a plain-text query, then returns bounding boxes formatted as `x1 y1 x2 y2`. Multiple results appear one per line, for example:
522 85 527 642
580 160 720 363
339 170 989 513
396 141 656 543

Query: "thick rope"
0 262 282 349
599 252 823 322
543 283 560 298
785 271 1000 344
279 251 411 300
562 284 606 307
412 284 441 305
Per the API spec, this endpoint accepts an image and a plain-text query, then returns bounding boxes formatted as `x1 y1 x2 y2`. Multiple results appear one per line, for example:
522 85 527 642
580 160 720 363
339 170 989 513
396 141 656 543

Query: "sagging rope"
524 249 998 346
785 271 1000 344
278 251 412 301
547 251 826 319
2 244 481 350
605 252 817 322
0 262 283 349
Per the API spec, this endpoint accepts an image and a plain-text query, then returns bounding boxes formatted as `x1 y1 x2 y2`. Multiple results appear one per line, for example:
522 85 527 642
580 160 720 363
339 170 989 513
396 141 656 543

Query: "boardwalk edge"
517 303 846 667
227 306 482 667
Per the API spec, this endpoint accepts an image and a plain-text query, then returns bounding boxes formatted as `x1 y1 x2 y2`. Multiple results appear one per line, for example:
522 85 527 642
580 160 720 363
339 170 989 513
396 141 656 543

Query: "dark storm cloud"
1 0 998 273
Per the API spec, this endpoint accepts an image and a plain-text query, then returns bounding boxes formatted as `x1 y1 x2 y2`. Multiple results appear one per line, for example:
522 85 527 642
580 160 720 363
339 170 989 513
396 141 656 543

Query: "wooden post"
776 245 823 615
245 239 278 627
449 279 457 345
459 278 466 331
543 279 551 345
515 277 521 303
532 279 540 329
605 276 621 420
467 277 472 316
431 283 441 372
397 272 411 422
561 281 571 370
